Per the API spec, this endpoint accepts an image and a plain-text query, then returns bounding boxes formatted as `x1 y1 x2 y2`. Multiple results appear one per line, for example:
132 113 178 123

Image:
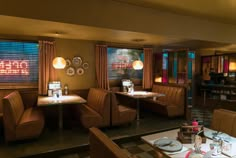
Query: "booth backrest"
150 84 185 117
152 84 185 107
87 88 110 117
3 91 24 127
211 108 236 137
111 93 119 121
3 90 45 142
89 127 130 158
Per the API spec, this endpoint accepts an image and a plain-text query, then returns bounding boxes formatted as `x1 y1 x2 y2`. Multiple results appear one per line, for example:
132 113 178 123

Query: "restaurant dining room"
1 0 236 158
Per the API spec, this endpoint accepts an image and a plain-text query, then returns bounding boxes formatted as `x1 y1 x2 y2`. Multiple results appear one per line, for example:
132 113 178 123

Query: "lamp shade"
53 57 66 69
132 60 143 70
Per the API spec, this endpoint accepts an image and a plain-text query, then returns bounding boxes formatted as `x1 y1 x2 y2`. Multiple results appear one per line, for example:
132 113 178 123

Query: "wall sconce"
53 57 66 69
132 60 143 70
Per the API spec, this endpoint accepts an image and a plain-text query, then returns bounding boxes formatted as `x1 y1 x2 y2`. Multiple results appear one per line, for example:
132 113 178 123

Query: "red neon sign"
112 62 132 69
0 60 29 75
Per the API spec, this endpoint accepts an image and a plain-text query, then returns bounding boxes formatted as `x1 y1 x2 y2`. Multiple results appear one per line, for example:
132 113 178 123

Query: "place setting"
153 137 189 155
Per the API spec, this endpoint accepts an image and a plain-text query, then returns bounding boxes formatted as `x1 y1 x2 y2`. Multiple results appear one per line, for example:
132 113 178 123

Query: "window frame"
0 39 39 89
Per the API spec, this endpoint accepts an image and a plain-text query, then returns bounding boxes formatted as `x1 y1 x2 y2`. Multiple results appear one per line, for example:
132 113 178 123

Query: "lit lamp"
53 57 66 69
132 60 143 70
229 62 236 71
155 76 162 83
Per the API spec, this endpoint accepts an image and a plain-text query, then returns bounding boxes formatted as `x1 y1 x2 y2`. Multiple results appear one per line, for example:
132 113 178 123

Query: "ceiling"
115 0 236 25
1 0 236 50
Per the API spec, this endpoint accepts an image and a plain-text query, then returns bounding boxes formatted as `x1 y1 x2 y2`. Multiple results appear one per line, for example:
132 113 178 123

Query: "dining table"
116 91 165 121
141 128 236 158
37 94 86 130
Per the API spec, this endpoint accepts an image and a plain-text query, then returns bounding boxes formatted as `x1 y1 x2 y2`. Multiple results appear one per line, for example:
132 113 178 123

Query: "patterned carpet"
59 139 158 158
59 107 213 158
119 139 158 158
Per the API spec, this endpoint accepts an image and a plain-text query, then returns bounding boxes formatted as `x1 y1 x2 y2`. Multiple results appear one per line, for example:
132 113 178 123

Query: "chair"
89 127 131 158
2 91 44 142
111 93 136 126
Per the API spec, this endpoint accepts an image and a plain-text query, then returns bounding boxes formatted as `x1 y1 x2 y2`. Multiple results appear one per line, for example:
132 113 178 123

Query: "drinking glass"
210 136 222 156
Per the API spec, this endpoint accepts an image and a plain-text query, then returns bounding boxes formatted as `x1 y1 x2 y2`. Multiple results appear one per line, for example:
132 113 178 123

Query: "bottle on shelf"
192 119 199 132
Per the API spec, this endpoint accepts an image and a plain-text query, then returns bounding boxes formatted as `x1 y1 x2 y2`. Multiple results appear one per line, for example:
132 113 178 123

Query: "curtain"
38 40 57 95
95 44 109 90
143 48 153 89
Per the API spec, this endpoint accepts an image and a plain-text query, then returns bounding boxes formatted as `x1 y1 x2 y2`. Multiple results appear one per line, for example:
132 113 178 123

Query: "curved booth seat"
211 108 236 137
76 88 111 128
89 127 131 158
111 93 136 126
142 84 186 117
3 91 44 142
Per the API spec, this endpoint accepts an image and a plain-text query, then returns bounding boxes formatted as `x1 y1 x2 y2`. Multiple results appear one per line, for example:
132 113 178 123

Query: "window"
107 47 143 80
0 40 38 84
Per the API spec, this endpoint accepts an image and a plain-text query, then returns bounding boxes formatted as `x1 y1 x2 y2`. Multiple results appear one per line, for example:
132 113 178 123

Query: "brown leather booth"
211 108 236 137
77 88 111 128
2 91 44 142
89 127 130 158
111 93 136 126
142 84 186 117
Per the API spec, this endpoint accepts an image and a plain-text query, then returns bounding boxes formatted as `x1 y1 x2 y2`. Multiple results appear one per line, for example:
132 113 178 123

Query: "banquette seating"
110 93 136 126
211 108 236 137
76 88 137 128
141 84 186 117
89 127 131 158
77 88 111 128
2 91 44 142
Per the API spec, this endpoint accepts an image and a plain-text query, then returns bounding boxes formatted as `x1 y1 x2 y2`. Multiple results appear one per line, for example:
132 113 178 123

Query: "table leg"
136 99 140 121
58 104 63 129
203 90 206 105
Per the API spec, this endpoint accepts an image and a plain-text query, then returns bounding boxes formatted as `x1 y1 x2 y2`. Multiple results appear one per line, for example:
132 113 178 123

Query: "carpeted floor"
59 107 213 158
0 96 214 158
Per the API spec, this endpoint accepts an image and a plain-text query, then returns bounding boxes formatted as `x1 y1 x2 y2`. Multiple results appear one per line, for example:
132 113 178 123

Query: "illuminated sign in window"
111 62 133 69
107 48 143 80
0 60 29 75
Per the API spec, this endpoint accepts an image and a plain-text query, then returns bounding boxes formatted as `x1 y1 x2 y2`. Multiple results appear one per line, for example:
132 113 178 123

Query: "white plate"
154 138 183 152
77 67 84 75
66 67 75 76
72 56 82 66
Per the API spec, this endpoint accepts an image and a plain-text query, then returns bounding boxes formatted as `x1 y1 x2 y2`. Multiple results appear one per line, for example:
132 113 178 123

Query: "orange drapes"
143 48 153 89
95 45 109 90
38 40 57 95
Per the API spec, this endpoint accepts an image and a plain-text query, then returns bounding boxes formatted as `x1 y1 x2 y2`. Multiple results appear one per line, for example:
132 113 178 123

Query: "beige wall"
55 38 96 90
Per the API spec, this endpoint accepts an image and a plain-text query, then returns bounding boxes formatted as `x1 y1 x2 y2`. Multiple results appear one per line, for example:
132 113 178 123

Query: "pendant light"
132 60 143 70
53 57 66 69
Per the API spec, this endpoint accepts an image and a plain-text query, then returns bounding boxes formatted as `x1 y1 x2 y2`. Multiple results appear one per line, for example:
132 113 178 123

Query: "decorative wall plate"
72 56 82 66
65 58 71 67
82 62 89 69
66 66 75 76
77 67 84 75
